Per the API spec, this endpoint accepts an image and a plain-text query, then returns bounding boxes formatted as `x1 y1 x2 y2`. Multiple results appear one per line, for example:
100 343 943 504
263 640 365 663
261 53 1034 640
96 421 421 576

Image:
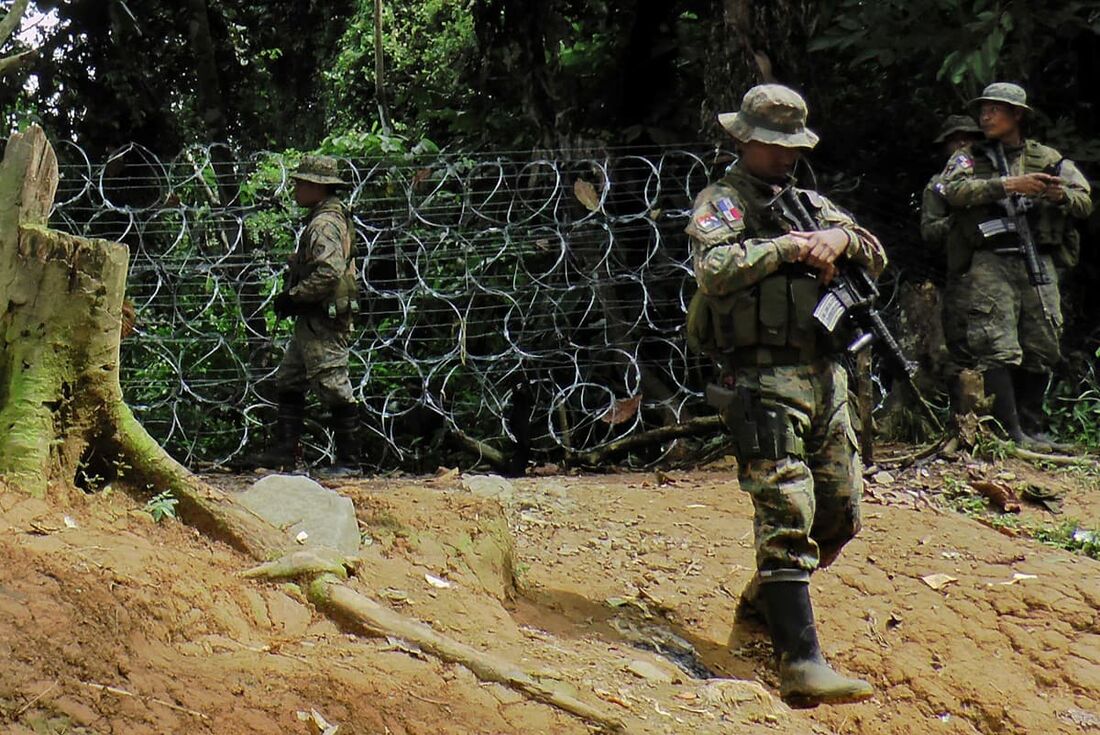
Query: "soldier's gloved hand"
790 227 851 271
1004 173 1059 197
273 293 296 318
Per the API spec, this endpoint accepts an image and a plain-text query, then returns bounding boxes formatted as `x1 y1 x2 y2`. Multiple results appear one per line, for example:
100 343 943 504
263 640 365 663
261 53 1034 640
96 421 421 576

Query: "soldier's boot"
761 575 874 707
1013 370 1074 452
734 572 768 628
317 402 360 479
982 367 1050 452
251 392 305 471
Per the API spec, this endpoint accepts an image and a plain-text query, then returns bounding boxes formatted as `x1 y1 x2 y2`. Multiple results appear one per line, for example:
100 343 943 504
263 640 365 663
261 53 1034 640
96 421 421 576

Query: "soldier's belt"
293 300 360 319
729 345 823 367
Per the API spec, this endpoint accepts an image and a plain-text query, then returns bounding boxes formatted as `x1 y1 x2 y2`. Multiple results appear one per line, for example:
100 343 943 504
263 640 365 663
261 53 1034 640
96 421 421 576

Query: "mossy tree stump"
0 125 285 558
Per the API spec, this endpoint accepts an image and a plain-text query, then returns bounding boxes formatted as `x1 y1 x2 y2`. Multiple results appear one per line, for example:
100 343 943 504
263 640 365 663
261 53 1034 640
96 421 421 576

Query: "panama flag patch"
696 212 722 232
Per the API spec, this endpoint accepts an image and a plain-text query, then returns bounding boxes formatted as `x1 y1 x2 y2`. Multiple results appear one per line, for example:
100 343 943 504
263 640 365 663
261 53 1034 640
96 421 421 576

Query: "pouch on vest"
758 276 789 346
787 276 819 350
686 289 715 355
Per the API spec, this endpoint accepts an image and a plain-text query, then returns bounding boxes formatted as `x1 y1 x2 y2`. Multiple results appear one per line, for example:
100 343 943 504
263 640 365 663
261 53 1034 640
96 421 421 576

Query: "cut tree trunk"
0 125 286 558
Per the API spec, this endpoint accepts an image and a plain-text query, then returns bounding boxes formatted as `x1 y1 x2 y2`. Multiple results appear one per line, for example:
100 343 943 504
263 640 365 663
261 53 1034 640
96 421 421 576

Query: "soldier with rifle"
685 84 887 706
251 155 362 478
939 83 1091 449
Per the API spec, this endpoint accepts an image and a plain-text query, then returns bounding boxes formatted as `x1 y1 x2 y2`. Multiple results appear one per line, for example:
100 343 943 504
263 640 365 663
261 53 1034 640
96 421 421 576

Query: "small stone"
626 659 674 683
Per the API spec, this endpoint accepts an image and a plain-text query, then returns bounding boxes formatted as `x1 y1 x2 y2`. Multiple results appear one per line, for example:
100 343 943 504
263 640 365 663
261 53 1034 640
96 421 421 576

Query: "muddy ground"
1 454 1098 734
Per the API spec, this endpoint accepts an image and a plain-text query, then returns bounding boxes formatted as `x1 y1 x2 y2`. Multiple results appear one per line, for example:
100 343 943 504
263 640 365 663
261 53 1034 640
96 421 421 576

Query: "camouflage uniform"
921 115 982 378
688 84 880 706
940 83 1091 449
256 155 361 475
274 194 358 404
940 88 1091 372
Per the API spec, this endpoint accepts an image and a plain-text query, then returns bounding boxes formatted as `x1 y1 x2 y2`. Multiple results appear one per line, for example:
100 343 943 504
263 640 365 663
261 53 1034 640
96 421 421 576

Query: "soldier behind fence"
939 83 1091 449
685 84 885 706
920 114 983 406
252 155 361 477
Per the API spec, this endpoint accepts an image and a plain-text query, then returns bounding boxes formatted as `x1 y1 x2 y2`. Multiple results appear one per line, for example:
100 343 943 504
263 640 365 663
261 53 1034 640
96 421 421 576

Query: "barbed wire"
49 141 925 470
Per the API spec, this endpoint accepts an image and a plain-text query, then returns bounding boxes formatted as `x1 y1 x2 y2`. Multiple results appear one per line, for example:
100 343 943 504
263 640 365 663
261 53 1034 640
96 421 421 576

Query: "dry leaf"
601 394 642 425
921 573 958 591
574 179 601 212
996 573 1038 586
971 480 1021 513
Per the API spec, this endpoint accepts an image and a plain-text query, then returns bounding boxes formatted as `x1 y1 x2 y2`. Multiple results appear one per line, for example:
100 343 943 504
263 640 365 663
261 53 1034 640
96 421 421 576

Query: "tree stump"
0 125 286 558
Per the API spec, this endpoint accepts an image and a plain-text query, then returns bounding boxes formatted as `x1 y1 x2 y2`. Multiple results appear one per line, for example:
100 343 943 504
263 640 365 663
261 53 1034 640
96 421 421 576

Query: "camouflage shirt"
940 140 1091 217
920 172 951 248
687 164 886 298
287 196 353 304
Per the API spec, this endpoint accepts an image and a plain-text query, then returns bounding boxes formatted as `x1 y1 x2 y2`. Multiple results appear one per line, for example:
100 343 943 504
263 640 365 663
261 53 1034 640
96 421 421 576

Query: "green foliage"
1031 521 1100 559
144 490 179 522
323 0 476 139
1047 365 1100 449
940 474 1100 560
811 0 1098 96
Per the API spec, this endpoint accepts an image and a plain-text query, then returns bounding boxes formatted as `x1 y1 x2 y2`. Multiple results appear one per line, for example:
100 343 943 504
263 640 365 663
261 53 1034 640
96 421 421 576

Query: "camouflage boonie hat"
291 155 348 186
934 114 982 143
970 82 1033 114
718 84 819 149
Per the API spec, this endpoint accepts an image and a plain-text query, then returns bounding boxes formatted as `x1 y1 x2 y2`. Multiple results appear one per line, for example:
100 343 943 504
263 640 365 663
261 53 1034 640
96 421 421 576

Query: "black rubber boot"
317 402 360 479
1013 370 1073 452
761 578 874 707
251 392 305 471
983 366 1049 451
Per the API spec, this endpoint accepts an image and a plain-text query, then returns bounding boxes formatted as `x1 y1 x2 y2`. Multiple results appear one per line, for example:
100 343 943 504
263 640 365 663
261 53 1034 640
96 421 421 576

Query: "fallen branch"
876 437 948 468
567 415 724 467
308 574 625 733
1007 445 1097 468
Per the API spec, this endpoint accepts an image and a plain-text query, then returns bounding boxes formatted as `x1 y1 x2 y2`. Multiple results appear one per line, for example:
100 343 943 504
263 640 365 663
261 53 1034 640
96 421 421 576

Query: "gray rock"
460 474 514 500
239 475 360 555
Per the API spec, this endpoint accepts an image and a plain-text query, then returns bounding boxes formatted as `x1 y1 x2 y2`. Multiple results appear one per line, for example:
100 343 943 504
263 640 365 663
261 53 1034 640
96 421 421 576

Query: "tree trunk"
0 125 286 558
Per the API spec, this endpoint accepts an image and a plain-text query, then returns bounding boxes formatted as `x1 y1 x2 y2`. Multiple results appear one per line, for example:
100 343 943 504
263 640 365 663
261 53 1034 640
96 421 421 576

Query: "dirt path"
0 462 1097 734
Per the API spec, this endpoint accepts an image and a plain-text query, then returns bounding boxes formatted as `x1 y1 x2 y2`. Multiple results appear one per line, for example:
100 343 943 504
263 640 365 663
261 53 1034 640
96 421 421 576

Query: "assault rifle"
979 142 1056 327
775 187 917 377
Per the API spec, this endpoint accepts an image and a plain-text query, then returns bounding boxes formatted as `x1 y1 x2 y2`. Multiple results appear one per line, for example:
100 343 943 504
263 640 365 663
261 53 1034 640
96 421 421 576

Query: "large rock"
239 475 360 555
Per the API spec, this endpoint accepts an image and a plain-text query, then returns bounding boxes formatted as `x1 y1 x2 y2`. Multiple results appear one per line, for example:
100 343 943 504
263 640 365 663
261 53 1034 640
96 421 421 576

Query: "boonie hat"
970 82 1033 114
291 155 348 186
934 114 982 143
718 84 819 149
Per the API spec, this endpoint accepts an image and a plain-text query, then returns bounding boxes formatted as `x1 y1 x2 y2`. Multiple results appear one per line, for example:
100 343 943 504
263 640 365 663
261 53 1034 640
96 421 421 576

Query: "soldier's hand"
1003 173 1059 197
273 293 296 318
790 228 850 271
1043 181 1067 203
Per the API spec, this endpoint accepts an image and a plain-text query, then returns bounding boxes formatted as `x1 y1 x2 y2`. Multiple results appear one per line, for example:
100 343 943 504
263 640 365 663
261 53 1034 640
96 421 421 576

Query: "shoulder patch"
714 197 743 226
695 211 723 232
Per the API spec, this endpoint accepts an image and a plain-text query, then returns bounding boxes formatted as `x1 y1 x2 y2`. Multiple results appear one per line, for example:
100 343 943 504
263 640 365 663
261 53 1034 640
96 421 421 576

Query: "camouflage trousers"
723 359 863 574
954 250 1063 372
274 315 354 405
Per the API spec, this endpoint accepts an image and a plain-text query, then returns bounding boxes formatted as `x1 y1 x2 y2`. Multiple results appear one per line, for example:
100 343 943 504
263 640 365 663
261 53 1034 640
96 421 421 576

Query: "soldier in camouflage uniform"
921 115 983 409
921 115 983 246
686 84 884 706
939 83 1091 448
255 155 361 477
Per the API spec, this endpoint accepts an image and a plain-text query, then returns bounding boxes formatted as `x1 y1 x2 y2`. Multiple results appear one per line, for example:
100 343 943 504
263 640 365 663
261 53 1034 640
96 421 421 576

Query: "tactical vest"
288 199 359 317
686 175 823 365
948 140 1077 273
